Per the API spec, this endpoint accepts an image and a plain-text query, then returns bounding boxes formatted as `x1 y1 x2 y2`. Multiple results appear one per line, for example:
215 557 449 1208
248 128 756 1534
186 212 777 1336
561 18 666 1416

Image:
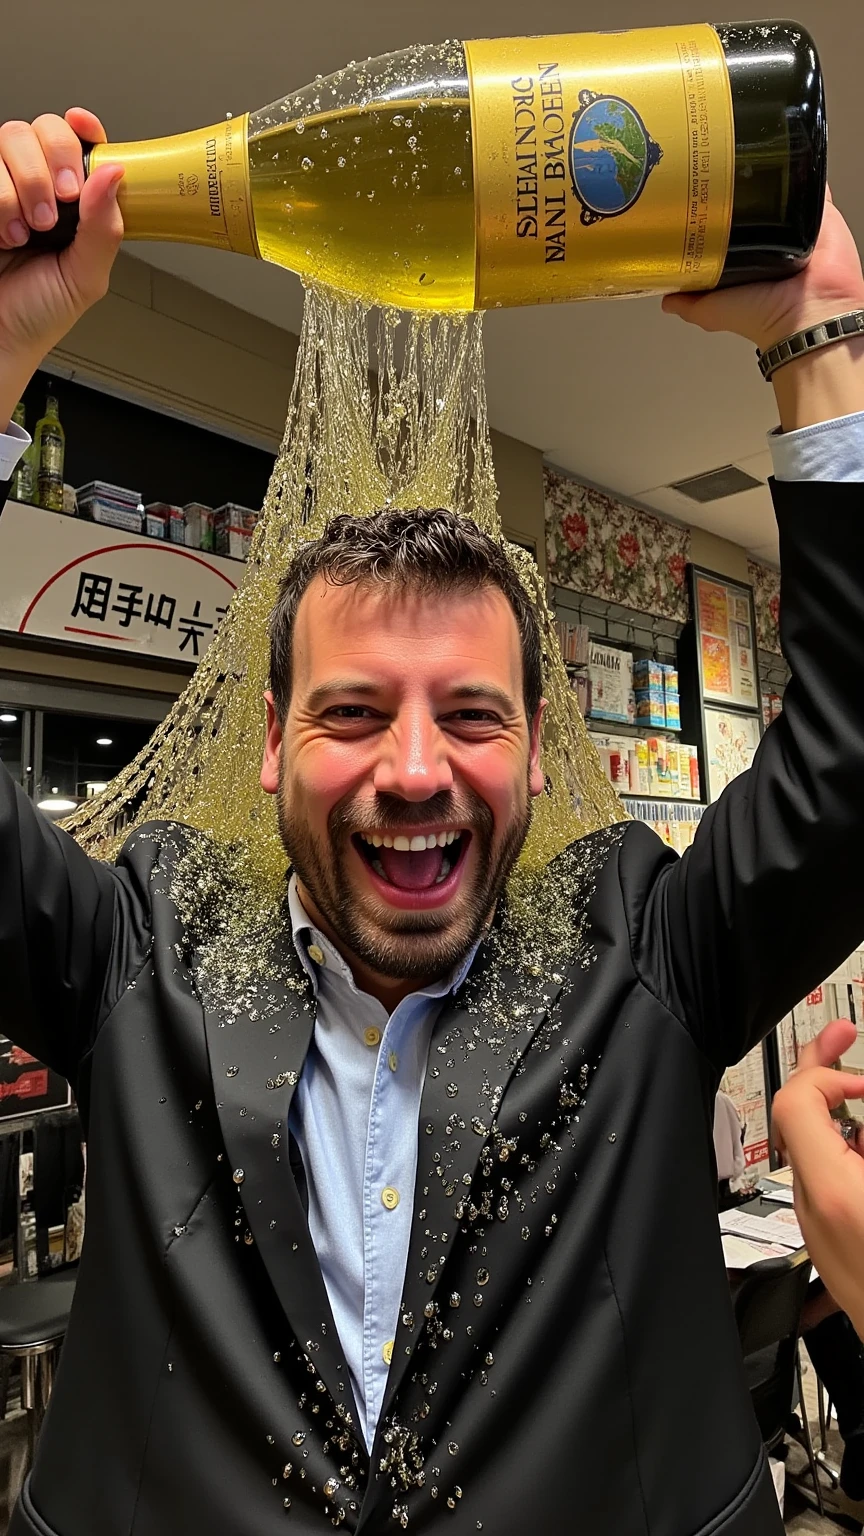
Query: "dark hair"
268 508 543 722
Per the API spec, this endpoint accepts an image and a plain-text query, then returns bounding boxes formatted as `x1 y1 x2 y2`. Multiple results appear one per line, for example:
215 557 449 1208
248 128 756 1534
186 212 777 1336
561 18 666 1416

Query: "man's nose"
372 709 454 801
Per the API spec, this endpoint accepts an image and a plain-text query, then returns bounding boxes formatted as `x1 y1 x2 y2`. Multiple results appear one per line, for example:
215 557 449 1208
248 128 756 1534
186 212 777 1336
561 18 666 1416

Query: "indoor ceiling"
3 0 861 564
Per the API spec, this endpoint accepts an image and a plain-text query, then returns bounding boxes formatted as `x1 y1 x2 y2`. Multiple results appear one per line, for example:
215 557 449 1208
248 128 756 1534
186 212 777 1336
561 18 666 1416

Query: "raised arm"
627 196 864 1070
0 109 144 1083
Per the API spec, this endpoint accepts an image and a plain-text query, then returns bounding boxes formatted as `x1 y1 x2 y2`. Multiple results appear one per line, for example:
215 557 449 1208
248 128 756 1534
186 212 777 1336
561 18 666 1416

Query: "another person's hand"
772 1019 864 1338
0 108 123 424
662 190 864 354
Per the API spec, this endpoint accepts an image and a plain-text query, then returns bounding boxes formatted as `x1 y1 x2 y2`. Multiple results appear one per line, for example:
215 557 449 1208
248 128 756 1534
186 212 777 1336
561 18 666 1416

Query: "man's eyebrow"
445 684 517 712
305 680 382 709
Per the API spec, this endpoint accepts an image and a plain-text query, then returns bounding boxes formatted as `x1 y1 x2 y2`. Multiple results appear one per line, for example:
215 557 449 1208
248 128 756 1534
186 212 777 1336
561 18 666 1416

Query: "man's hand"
772 1019 864 1338
0 107 123 429
662 192 864 352
664 193 864 431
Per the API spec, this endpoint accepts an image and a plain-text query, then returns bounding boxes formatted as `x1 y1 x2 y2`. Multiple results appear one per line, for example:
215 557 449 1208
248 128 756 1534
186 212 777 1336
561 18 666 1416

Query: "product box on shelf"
632 658 664 691
634 688 666 728
144 502 185 544
79 497 144 534
660 664 681 730
213 503 260 562
77 480 144 534
144 508 167 539
587 643 632 724
183 503 214 553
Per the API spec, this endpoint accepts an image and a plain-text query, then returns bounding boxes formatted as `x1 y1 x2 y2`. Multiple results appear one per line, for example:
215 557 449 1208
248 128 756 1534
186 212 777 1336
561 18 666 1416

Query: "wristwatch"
757 309 864 382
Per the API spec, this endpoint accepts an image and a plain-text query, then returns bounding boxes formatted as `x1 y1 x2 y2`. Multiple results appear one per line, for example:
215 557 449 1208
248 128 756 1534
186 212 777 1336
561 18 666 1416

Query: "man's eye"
327 706 374 720
450 710 499 724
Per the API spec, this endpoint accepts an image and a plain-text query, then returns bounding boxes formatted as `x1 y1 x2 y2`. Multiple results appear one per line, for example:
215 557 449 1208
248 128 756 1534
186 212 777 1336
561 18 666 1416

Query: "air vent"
669 465 764 504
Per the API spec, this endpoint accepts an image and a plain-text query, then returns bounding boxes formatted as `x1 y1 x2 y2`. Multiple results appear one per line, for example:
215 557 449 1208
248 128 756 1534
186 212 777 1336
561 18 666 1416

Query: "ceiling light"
96 736 113 746
0 713 17 724
37 797 78 813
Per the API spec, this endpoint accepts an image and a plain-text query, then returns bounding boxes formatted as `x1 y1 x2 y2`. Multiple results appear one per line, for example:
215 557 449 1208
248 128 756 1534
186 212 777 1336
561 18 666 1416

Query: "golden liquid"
247 43 476 312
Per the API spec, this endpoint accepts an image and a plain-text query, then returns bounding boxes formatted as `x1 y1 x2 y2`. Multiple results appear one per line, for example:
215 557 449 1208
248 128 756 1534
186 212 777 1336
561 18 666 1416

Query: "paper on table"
722 1233 798 1268
720 1206 804 1249
764 1166 794 1186
758 1180 796 1205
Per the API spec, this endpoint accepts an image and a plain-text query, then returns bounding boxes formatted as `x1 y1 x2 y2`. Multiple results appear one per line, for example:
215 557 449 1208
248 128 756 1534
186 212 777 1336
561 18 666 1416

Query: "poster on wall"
695 575 757 708
704 707 762 803
721 1043 770 1171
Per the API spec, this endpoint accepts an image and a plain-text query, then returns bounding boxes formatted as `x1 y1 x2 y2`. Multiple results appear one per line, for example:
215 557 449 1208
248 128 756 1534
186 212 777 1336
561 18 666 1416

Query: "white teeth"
409 835 427 852
371 834 382 847
382 836 394 848
393 835 410 852
446 830 455 845
436 831 448 847
425 833 438 849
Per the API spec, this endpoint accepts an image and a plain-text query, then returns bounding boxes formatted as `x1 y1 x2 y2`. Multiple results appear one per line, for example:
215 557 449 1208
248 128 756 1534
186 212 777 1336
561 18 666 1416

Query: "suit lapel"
199 939 362 1437
379 938 563 1420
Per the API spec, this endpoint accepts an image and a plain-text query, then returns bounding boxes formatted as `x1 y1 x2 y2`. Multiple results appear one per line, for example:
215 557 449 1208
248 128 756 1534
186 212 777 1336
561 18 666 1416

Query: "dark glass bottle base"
715 20 827 287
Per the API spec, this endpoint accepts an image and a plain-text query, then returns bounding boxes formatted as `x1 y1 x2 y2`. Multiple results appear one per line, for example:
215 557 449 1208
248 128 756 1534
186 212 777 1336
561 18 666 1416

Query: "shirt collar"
287 873 480 1002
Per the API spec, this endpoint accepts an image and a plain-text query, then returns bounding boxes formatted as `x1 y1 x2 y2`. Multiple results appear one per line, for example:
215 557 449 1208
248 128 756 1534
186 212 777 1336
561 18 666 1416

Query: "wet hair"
268 507 542 722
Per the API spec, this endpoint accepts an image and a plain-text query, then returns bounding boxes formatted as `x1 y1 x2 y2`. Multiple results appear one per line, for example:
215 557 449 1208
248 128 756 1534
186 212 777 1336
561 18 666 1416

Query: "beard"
277 779 531 984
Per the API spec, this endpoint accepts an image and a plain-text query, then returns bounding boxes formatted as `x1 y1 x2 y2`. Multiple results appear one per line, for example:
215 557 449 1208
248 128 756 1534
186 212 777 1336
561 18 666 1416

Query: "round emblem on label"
569 92 662 225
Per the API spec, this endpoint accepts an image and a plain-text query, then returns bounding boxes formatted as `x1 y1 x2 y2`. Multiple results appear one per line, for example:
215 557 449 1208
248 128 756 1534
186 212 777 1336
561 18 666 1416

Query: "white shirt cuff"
0 420 30 484
769 410 864 483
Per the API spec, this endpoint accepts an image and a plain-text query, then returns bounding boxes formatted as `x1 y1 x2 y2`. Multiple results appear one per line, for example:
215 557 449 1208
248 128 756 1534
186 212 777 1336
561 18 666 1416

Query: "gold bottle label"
464 24 734 308
90 115 259 258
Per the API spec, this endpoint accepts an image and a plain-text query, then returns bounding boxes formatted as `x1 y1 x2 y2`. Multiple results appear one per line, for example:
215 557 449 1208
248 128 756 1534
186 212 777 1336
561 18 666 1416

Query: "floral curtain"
748 559 781 655
544 467 691 623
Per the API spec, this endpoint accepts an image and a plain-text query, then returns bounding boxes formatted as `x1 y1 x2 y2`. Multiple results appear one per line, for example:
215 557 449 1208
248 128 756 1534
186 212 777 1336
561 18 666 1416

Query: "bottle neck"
89 116 258 258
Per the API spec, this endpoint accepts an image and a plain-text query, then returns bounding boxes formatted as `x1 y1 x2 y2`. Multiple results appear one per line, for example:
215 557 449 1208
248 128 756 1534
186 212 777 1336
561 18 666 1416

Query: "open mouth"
353 828 470 893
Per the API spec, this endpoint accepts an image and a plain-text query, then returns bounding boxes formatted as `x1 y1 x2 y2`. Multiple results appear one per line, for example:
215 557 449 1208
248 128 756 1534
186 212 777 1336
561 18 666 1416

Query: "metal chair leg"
797 1351 827 1519
815 1376 841 1488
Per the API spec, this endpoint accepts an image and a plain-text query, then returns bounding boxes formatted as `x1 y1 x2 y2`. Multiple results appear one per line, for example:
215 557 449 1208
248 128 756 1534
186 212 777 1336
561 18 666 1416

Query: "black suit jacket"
4 480 863 1536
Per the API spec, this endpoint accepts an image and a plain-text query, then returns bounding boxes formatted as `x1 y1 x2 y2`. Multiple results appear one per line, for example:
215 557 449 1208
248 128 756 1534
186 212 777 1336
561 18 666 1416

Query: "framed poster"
693 572 758 708
0 1038 71 1124
679 564 764 808
704 707 762 803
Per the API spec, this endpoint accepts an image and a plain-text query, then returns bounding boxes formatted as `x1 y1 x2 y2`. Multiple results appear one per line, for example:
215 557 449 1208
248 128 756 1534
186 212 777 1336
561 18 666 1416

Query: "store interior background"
0 0 862 1529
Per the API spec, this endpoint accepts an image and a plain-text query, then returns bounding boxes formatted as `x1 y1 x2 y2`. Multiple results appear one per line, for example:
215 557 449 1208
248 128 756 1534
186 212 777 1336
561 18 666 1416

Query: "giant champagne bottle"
32 22 826 311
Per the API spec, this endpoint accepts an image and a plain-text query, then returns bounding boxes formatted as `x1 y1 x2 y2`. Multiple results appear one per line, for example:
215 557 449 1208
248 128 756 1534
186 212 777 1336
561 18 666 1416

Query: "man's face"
261 576 544 985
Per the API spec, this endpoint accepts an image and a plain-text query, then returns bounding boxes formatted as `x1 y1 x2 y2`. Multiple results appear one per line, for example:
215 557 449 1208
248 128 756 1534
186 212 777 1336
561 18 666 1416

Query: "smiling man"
2 110 864 1536
262 514 545 1002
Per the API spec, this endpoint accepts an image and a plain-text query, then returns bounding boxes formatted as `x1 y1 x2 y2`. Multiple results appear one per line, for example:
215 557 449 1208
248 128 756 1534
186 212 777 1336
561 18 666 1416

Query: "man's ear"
528 699 547 798
260 691 283 796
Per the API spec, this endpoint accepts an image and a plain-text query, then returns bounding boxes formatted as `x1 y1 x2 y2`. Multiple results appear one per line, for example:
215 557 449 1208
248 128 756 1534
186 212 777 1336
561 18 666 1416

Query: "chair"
0 1270 76 1472
732 1252 824 1517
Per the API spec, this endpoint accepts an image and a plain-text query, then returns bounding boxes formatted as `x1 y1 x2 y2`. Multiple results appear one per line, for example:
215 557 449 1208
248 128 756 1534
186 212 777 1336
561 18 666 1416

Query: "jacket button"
381 1186 400 1210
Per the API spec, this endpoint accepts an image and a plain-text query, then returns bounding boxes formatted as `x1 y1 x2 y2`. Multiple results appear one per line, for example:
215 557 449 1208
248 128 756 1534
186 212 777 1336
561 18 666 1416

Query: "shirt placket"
361 1006 411 1437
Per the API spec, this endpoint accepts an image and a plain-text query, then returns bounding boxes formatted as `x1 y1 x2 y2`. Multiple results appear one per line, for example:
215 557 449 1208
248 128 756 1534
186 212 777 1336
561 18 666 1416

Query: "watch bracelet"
757 309 864 382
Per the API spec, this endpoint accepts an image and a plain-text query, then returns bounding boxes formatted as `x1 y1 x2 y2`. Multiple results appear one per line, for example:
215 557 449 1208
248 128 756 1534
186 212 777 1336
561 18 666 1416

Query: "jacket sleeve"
0 761 149 1086
624 480 864 1072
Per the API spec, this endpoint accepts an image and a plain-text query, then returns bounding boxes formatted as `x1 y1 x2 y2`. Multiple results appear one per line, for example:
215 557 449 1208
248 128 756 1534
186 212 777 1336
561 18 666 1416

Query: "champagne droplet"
295 120 305 134
301 158 314 172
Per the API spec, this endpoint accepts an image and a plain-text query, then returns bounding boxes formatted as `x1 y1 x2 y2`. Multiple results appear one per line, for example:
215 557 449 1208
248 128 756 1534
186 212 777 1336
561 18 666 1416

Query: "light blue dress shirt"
287 878 478 1451
2 402 862 1452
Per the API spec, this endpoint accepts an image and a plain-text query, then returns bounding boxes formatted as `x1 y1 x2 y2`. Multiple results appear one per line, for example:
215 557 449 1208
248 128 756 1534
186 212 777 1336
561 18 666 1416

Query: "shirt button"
364 1027 382 1048
307 943 325 966
382 1340 394 1366
388 1051 398 1072
381 1186 400 1210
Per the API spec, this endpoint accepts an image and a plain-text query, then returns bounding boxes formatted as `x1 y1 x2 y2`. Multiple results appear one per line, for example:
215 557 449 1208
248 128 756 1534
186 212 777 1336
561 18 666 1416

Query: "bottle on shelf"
34 390 66 513
9 402 35 505
27 21 826 311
